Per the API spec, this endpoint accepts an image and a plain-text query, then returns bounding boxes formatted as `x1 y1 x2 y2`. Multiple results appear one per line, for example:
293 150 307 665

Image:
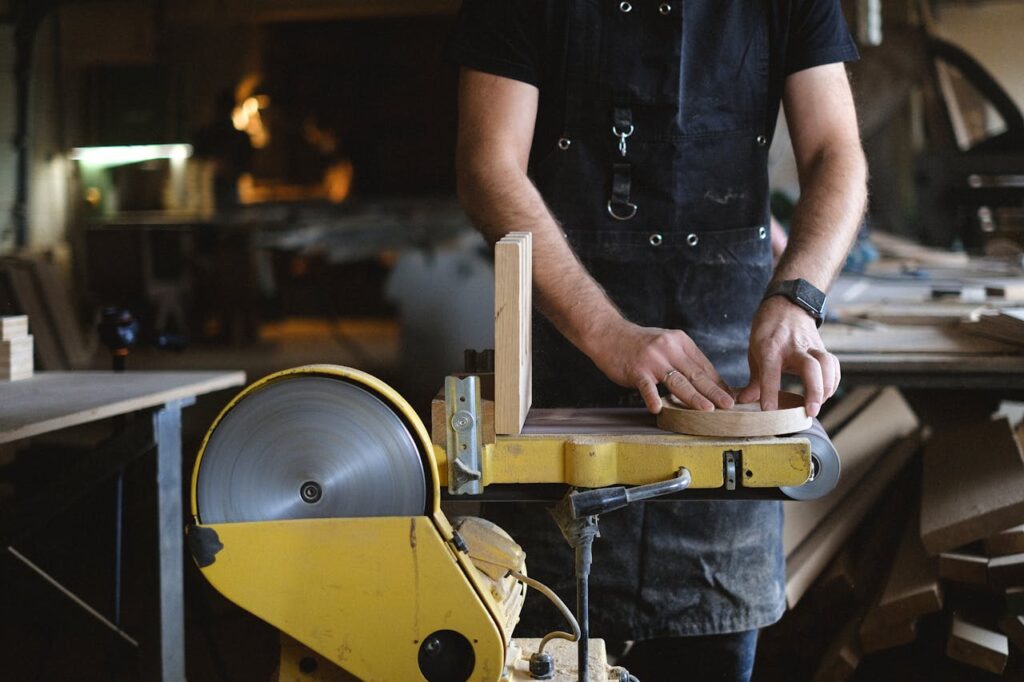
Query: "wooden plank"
0 335 33 381
999 614 1024 651
0 371 246 443
861 511 943 630
985 525 1024 557
831 302 989 326
1007 586 1024 615
821 324 1018 355
946 616 1008 675
27 257 92 368
657 391 810 437
786 429 923 607
812 615 862 682
0 261 68 370
988 553 1024 589
938 552 989 587
494 232 532 435
784 387 919 555
0 315 28 341
921 417 1024 555
819 386 880 433
859 616 917 654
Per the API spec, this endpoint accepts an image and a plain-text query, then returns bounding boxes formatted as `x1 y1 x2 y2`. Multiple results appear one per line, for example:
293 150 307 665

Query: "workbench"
0 370 245 681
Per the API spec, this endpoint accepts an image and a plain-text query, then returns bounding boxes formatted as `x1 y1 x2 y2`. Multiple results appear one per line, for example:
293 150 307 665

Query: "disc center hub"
300 481 323 504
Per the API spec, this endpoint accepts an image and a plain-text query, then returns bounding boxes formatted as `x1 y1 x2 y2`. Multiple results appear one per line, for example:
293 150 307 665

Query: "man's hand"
584 319 736 414
737 297 840 418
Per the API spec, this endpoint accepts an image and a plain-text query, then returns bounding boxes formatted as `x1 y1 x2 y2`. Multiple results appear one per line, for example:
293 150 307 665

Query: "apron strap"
607 163 638 221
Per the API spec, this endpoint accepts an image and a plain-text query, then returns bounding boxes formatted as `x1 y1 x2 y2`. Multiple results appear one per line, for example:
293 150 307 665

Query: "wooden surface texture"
0 371 245 443
657 391 811 437
494 232 532 435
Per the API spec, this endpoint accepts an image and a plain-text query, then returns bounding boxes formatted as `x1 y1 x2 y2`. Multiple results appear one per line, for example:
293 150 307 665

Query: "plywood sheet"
921 417 1024 555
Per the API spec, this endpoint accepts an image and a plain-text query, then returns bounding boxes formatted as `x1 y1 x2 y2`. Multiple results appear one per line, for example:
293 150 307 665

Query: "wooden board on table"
0 335 33 381
27 256 92 368
0 371 246 443
821 324 1018 355
962 308 1024 347
831 302 989 326
819 386 880 433
921 417 1024 555
988 553 1024 589
494 232 532 435
866 511 943 628
999 615 1024 651
786 429 923 607
784 387 919 555
946 616 1008 675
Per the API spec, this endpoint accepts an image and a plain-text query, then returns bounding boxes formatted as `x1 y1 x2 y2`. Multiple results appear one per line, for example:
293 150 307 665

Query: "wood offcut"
494 232 532 435
657 391 811 437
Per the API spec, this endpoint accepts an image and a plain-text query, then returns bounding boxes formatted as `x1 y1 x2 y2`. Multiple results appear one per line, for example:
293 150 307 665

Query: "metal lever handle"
569 467 692 518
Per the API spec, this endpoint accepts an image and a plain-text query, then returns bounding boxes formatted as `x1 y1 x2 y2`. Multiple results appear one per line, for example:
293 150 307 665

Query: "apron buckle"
606 199 638 221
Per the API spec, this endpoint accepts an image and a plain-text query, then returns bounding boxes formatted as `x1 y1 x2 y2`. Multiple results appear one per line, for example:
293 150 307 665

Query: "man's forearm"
456 158 622 354
772 145 867 291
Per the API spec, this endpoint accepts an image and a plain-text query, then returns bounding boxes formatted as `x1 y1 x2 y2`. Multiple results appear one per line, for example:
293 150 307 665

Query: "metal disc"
196 375 427 523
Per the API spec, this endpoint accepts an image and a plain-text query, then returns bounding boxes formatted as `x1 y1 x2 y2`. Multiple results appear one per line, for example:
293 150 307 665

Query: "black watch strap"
762 279 827 327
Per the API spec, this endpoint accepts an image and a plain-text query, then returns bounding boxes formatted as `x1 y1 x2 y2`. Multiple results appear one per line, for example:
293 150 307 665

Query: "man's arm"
456 68 734 413
738 62 867 417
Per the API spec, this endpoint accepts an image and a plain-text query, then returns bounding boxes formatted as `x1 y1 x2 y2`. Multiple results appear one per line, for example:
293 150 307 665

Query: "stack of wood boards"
809 416 1024 680
1 315 32 381
785 386 921 607
963 308 1024 347
0 256 93 370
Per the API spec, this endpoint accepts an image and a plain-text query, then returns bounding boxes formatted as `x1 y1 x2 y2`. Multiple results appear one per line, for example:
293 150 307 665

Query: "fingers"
638 377 663 414
665 372 714 411
797 352 824 417
758 351 782 412
811 348 838 400
670 337 734 409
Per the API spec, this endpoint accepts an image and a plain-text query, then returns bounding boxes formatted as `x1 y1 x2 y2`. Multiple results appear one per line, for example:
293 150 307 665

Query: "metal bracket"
723 450 741 491
445 375 483 495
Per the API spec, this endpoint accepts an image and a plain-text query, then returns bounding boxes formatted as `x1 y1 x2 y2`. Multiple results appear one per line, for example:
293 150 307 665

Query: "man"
448 2 866 679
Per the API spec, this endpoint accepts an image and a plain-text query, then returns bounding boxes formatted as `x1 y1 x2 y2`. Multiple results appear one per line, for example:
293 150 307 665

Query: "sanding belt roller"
187 365 840 682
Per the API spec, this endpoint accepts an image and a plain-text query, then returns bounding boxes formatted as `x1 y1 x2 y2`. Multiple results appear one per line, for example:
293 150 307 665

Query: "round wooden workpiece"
656 391 812 437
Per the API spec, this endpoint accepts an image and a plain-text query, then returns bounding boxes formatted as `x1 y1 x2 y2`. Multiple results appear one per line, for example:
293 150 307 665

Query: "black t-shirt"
448 0 858 86
447 0 859 155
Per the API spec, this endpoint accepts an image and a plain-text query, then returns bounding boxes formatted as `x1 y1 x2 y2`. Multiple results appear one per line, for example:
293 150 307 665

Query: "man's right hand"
583 319 736 414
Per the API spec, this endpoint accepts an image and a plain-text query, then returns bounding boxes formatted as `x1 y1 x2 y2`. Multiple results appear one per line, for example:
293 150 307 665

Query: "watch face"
793 279 826 314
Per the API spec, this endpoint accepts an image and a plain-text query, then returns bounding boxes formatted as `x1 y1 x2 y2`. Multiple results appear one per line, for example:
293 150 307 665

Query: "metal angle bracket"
445 375 484 495
723 450 742 491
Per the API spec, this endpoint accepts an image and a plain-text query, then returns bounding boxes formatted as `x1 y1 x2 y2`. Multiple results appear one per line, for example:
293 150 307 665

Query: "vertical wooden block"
986 525 1024 557
946 616 1008 675
494 232 532 435
0 334 33 381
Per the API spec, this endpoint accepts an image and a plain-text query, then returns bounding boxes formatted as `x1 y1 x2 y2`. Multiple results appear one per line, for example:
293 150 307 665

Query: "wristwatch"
762 279 827 327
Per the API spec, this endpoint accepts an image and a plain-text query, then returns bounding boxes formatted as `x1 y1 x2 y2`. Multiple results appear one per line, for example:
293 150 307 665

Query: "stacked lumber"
1 315 33 381
963 308 1024 347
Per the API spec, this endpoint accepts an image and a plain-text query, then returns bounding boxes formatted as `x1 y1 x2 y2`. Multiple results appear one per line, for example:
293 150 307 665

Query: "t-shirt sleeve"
785 0 860 75
445 0 545 87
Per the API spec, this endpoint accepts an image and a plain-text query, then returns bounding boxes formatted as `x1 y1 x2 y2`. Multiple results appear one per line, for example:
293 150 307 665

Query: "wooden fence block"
921 417 1024 555
946 616 1008 675
939 552 990 587
985 525 1024 557
988 553 1024 589
494 232 532 435
0 315 28 341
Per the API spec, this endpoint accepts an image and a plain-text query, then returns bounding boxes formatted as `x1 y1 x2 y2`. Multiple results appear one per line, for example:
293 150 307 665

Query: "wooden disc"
656 391 812 437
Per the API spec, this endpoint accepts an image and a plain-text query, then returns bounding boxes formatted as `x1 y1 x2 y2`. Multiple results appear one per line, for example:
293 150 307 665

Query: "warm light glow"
232 94 270 149
70 144 193 166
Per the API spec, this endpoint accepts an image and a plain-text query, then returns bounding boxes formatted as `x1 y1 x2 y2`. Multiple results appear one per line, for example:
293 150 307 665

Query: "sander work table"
1 370 245 681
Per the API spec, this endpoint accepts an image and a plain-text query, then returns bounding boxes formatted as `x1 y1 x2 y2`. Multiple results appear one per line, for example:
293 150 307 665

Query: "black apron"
484 0 786 639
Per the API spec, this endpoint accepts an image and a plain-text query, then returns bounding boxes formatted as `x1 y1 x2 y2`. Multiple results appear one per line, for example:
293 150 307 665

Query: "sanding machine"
186 364 840 681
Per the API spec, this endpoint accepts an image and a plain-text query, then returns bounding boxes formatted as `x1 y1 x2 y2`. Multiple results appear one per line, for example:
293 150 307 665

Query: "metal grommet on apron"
758 226 768 239
686 233 699 246
659 3 672 15
649 233 663 246
756 134 769 146
619 1 632 13
558 138 572 151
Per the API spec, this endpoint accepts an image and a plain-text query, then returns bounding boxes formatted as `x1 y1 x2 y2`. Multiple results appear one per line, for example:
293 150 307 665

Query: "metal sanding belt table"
0 370 246 681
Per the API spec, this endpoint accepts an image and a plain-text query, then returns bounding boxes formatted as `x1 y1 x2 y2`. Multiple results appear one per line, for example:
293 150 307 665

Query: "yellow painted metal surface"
434 435 811 489
200 517 506 682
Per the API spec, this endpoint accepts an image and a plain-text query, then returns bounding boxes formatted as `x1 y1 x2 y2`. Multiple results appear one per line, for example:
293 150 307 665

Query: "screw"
451 411 474 432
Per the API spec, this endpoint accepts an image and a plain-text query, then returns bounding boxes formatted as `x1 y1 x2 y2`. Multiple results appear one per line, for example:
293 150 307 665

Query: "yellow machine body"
190 365 817 681
190 366 512 681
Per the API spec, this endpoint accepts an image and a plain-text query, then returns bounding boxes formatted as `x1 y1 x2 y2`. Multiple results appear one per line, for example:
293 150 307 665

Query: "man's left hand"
736 296 840 418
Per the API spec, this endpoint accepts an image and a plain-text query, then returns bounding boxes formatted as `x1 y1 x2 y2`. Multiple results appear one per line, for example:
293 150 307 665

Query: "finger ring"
662 369 679 384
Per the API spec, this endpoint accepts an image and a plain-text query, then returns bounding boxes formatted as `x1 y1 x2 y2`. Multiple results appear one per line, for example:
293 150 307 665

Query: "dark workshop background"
0 0 1023 680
